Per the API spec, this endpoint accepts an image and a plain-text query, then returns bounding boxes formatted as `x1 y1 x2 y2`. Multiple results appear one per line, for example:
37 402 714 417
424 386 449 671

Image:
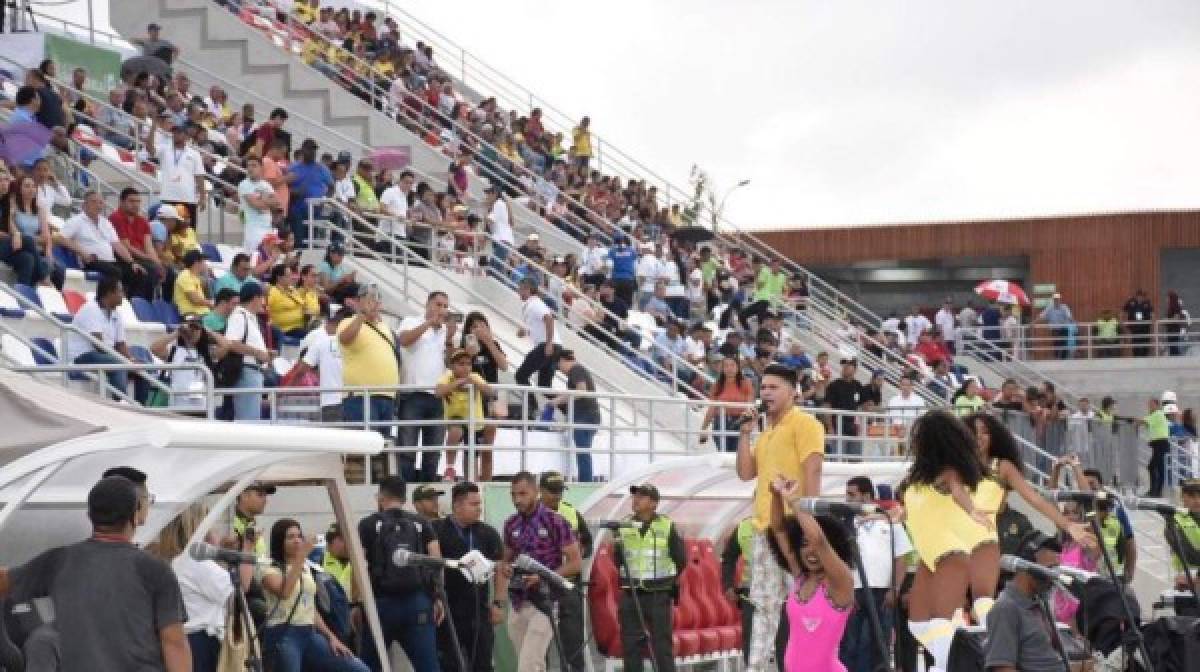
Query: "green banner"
43 33 122 98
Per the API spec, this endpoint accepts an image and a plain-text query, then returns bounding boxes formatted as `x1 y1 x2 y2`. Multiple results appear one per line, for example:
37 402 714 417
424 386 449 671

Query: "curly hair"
904 410 985 489
966 412 1023 477
766 514 857 576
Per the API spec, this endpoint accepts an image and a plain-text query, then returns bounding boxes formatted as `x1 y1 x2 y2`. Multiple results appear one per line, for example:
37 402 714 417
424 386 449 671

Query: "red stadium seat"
62 290 86 315
588 544 623 657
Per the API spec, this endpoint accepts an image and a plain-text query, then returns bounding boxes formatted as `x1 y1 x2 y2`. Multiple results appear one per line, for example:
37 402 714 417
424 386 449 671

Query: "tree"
680 164 725 232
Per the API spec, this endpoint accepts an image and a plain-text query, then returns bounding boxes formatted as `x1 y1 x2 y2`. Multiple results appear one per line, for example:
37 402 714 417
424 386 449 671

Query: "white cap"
1162 390 1178 403
156 204 180 220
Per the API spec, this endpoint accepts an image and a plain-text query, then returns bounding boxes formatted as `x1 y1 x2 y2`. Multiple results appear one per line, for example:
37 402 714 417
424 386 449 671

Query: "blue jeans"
397 392 445 482
232 366 264 421
187 632 220 672
361 593 440 672
573 415 598 483
74 351 127 399
0 234 37 286
262 624 368 672
839 588 894 672
343 395 396 441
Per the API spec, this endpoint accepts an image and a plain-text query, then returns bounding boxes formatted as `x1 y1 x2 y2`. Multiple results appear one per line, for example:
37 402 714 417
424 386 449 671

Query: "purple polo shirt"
503 503 575 606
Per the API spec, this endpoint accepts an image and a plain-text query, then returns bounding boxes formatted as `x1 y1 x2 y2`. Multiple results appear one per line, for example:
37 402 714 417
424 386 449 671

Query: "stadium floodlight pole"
714 179 751 233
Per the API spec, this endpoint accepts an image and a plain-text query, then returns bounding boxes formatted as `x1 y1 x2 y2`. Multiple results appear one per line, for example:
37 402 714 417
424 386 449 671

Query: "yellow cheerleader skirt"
904 483 995 572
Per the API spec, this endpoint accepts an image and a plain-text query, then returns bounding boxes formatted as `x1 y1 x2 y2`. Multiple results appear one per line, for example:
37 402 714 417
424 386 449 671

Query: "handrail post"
608 395 617 478
466 383 477 482
647 398 656 464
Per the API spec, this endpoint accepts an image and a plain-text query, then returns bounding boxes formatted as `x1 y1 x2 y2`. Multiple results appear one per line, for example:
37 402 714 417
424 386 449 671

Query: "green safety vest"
1099 515 1125 574
1171 512 1200 572
555 502 582 531
323 553 354 599
735 518 755 587
954 395 985 417
618 516 677 584
233 513 269 558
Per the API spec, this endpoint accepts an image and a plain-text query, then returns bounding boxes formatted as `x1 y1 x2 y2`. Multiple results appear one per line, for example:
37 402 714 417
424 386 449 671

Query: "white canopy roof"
0 371 385 565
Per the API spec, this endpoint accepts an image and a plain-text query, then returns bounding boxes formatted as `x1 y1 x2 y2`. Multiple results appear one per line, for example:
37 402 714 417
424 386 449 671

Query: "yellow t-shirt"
337 317 399 389
267 285 310 333
373 60 395 79
300 39 325 66
751 407 826 531
166 227 200 267
173 268 210 316
293 2 317 24
440 370 487 420
571 127 592 158
262 565 317 626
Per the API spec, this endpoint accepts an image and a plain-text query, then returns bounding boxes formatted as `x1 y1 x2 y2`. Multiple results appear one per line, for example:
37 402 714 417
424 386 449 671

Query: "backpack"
311 566 353 646
370 509 433 595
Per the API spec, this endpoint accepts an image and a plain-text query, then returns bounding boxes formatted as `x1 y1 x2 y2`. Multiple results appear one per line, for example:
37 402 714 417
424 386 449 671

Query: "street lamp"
714 179 751 233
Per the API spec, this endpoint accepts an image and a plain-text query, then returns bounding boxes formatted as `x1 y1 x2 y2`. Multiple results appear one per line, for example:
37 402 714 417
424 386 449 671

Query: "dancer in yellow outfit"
963 413 1096 626
900 410 992 672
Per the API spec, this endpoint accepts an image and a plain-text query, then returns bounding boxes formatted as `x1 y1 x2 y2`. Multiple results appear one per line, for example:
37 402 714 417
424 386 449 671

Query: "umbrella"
671 225 715 245
974 279 1030 306
0 120 51 167
119 54 171 80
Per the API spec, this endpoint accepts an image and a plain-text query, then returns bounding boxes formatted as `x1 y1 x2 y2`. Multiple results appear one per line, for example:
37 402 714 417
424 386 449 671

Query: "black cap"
245 482 277 495
840 357 858 366
539 471 567 493
87 475 139 527
328 241 345 255
629 483 660 501
239 281 264 303
412 484 441 501
1182 478 1200 494
147 22 161 31
182 248 205 267
1015 530 1062 564
214 287 238 304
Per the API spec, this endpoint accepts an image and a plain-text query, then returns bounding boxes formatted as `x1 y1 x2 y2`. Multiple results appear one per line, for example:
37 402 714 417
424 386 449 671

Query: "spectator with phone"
226 282 273 420
149 314 228 413
398 291 457 482
438 349 496 483
338 283 400 444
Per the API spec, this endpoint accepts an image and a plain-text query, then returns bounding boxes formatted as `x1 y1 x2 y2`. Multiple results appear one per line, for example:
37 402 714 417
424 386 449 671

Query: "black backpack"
370 510 433 595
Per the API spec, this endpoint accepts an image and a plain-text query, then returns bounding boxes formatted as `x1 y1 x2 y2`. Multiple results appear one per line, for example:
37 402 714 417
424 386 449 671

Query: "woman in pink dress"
767 477 857 672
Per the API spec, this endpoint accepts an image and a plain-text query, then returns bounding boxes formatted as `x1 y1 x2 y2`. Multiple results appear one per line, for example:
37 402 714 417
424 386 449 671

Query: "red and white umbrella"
974 280 1030 306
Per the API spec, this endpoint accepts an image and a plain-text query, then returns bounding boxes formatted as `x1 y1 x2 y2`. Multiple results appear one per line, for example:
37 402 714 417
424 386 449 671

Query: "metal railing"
8 361 215 411
963 319 1196 361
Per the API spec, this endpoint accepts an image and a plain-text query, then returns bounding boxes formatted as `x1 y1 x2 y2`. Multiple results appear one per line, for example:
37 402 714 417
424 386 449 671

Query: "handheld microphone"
792 498 880 516
1054 564 1107 584
392 548 461 570
513 554 574 591
1120 496 1187 516
188 541 268 566
999 555 1073 585
596 520 635 530
1040 489 1110 504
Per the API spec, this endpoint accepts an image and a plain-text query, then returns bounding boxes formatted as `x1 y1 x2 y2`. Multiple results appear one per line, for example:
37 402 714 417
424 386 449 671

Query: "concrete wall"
1030 356 1200 415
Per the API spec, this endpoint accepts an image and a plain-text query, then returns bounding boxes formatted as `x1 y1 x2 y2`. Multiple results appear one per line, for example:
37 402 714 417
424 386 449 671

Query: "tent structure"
0 370 391 659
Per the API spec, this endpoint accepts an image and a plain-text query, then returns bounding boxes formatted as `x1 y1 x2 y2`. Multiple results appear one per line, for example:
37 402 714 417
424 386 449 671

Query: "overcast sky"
53 0 1200 229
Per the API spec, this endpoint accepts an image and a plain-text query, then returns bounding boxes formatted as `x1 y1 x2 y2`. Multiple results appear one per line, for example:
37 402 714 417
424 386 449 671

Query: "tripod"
433 576 470 672
226 563 262 672
1086 512 1153 672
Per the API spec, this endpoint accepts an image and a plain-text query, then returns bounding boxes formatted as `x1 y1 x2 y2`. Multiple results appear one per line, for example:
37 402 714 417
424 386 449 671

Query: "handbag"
261 569 305 672
215 597 254 672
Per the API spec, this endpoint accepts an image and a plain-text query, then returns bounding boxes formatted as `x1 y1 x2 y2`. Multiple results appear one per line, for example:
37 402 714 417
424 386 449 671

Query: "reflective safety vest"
323 553 354 600
1098 515 1125 574
234 513 269 558
556 502 582 531
735 518 755 587
1171 512 1200 571
618 516 677 583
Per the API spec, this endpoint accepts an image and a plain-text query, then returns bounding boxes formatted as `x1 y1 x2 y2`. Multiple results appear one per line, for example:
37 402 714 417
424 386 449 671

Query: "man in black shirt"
593 280 641 352
0 475 189 671
26 68 64 131
824 357 866 456
1123 289 1154 357
432 482 503 672
358 476 444 672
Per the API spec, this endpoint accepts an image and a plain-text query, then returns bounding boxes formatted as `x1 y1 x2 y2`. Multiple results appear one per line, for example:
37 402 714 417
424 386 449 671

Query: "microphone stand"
1034 590 1072 672
227 563 262 672
1085 513 1153 672
1160 512 1200 612
611 539 660 672
432 572 470 672
846 515 892 672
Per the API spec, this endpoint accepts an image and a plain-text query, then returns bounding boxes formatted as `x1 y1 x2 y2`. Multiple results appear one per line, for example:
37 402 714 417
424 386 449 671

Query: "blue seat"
201 243 221 263
281 334 303 348
129 345 154 364
14 284 42 310
52 245 80 270
130 297 160 324
30 337 58 366
153 299 182 327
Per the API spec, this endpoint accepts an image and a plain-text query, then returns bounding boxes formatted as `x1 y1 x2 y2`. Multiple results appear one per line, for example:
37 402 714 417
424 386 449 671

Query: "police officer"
616 483 687 672
538 470 591 672
1169 478 1200 594
719 516 756 663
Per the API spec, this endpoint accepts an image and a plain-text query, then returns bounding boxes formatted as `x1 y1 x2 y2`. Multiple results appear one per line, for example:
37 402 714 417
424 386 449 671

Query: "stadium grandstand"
0 0 1197 671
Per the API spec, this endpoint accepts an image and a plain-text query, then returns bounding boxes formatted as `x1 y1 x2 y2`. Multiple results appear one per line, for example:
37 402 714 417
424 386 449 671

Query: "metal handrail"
7 361 215 411
965 318 1195 360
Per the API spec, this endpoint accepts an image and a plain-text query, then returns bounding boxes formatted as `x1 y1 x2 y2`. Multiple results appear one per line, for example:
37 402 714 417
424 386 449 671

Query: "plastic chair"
30 337 58 366
130 297 159 324
51 245 80 270
36 286 72 322
152 299 182 327
129 345 155 364
62 289 86 315
13 284 42 310
0 290 25 318
201 243 221 263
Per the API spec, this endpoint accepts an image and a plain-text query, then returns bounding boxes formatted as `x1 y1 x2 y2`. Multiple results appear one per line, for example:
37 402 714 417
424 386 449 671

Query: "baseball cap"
1182 478 1200 494
182 248 205 267
239 281 264 303
1015 530 1061 564
328 241 345 255
629 483 660 501
840 357 858 365
245 482 277 495
539 471 567 493
147 22 161 31
87 475 139 527
449 348 471 363
412 484 441 502
156 204 181 220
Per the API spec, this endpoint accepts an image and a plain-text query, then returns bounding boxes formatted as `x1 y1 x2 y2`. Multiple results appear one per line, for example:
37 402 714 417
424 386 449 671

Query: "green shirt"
202 311 227 332
213 273 256 297
1096 318 1119 339
1145 409 1170 441
353 174 378 211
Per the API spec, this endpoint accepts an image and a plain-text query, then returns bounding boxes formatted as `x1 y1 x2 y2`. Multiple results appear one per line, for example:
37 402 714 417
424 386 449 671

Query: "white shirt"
226 306 266 365
581 245 609 275
881 317 900 335
36 182 71 214
853 516 912 589
636 254 662 293
333 176 356 204
684 336 707 361
238 178 275 252
66 300 125 361
885 391 926 423
302 328 344 407
172 555 234 637
156 142 205 204
1001 315 1020 341
398 316 447 387
957 307 979 338
686 267 705 302
378 185 410 239
905 314 932 346
61 212 119 262
935 308 957 343
164 342 206 410
521 296 560 345
488 199 513 245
